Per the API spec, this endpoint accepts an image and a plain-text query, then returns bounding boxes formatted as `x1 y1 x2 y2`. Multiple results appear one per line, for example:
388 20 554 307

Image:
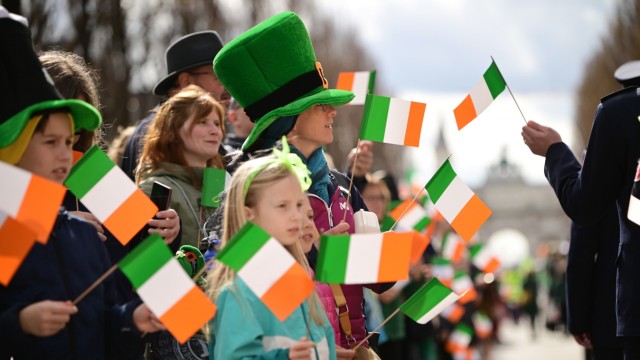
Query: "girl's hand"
336 345 356 359
147 209 180 245
289 337 314 359
19 300 77 337
323 221 350 236
69 211 106 241
132 304 165 333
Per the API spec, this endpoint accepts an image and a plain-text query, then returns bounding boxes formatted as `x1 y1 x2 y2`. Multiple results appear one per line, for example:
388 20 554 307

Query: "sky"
317 0 618 186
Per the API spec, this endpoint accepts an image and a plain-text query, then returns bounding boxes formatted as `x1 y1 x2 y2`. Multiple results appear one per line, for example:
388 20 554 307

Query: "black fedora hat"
153 31 224 96
0 7 101 148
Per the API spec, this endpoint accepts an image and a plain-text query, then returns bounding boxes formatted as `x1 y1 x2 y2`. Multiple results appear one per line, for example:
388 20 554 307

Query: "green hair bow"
243 136 312 197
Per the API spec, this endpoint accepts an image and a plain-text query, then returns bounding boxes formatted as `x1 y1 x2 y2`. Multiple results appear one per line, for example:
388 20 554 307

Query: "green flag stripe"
119 234 172 289
469 244 482 258
425 160 456 204
215 222 270 271
483 61 506 99
455 323 474 336
400 278 451 319
380 215 396 232
65 146 114 199
202 168 227 207
360 94 390 142
316 234 350 283
431 257 451 265
414 217 431 231
367 70 377 94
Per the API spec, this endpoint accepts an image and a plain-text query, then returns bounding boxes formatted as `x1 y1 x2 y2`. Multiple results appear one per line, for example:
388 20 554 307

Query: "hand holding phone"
143 181 172 237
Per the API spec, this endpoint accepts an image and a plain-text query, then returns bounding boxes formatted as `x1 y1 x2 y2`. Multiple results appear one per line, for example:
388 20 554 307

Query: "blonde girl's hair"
136 85 226 186
206 154 326 325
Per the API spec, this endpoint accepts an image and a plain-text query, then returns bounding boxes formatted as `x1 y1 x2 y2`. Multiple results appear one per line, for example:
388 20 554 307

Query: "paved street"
492 319 584 360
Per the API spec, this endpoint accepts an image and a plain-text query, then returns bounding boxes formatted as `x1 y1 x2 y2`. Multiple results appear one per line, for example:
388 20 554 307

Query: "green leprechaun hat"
0 7 101 148
213 11 354 152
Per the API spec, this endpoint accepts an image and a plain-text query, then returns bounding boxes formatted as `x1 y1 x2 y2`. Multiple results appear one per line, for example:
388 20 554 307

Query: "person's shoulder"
601 86 640 104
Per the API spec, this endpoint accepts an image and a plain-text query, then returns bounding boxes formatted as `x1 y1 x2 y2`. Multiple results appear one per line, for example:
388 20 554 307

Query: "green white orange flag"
389 199 431 232
0 161 66 243
201 168 231 207
425 159 492 242
452 271 477 304
453 60 506 130
431 257 454 287
473 311 493 339
119 234 217 343
399 277 460 324
215 222 314 321
65 146 158 245
445 324 474 354
440 303 465 324
470 244 501 273
440 232 465 263
335 71 376 105
317 231 414 284
0 210 37 286
360 94 426 147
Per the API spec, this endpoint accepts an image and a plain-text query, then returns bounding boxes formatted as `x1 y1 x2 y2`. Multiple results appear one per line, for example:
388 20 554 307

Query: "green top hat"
213 12 354 152
0 9 101 148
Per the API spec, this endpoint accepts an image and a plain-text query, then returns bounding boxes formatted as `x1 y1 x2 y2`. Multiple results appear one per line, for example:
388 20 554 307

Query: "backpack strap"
330 284 357 348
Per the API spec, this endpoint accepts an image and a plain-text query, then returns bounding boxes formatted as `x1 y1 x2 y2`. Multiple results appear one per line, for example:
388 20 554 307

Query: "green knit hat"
213 11 354 151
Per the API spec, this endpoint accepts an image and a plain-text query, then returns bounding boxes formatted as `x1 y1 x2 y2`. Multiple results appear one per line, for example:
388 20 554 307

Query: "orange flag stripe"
458 288 478 304
453 95 477 130
404 102 426 147
410 231 430 265
378 232 413 282
483 258 501 274
450 195 492 242
389 199 416 220
159 286 217 344
103 190 158 245
16 176 66 243
445 304 465 323
335 72 355 91
0 216 37 286
262 263 315 321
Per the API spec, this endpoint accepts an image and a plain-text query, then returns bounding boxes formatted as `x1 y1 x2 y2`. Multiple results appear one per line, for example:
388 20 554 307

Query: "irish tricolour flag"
440 232 466 264
446 324 474 354
215 222 315 321
202 168 231 207
431 257 454 287
336 71 376 105
470 244 501 273
426 159 492 242
389 199 431 232
452 271 477 304
65 146 158 245
360 94 426 147
453 60 506 130
0 210 37 286
119 234 217 343
399 277 460 324
316 232 413 284
0 161 66 243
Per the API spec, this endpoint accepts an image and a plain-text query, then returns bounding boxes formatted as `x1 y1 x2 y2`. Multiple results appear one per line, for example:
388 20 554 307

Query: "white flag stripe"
80 166 137 221
0 162 30 215
435 176 474 224
351 72 370 105
450 330 472 346
225 172 232 191
137 259 195 316
442 235 461 258
238 239 295 297
469 79 493 115
0 211 8 226
453 276 473 293
416 292 460 324
473 248 492 268
432 265 454 280
345 233 382 283
399 205 428 230
383 98 411 145
628 195 640 226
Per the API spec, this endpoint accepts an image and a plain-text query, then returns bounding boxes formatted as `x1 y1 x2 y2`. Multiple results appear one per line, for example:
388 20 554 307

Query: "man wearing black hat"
522 61 640 359
120 31 229 180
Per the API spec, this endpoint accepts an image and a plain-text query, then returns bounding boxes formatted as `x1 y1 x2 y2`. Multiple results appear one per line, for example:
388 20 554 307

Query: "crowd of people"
3 5 638 360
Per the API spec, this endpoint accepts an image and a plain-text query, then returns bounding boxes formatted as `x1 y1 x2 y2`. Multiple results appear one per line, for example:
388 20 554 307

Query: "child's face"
299 196 319 253
17 113 73 184
247 174 304 246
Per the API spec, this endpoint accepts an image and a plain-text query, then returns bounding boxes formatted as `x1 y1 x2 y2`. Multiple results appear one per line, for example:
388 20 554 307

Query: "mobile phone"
149 181 172 212
143 181 172 236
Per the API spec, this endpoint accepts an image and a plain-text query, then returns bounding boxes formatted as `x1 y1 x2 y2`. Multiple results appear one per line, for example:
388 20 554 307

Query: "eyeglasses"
317 104 332 112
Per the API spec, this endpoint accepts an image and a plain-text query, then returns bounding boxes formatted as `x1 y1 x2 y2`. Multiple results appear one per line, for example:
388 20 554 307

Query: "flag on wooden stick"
335 71 376 105
453 60 506 130
399 277 460 324
360 94 426 147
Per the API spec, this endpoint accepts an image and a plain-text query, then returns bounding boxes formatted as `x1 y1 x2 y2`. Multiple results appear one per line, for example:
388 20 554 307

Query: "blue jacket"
544 87 640 336
0 209 144 359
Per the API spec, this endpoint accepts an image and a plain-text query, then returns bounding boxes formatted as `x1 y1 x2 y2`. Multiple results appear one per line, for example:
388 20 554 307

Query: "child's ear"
245 206 255 220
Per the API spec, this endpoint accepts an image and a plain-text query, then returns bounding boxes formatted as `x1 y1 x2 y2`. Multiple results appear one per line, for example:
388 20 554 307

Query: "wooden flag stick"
353 308 401 351
491 56 527 124
342 139 362 222
389 187 426 232
72 263 118 305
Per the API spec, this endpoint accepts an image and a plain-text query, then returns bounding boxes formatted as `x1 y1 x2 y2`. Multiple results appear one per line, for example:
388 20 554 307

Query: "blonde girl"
207 140 336 360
